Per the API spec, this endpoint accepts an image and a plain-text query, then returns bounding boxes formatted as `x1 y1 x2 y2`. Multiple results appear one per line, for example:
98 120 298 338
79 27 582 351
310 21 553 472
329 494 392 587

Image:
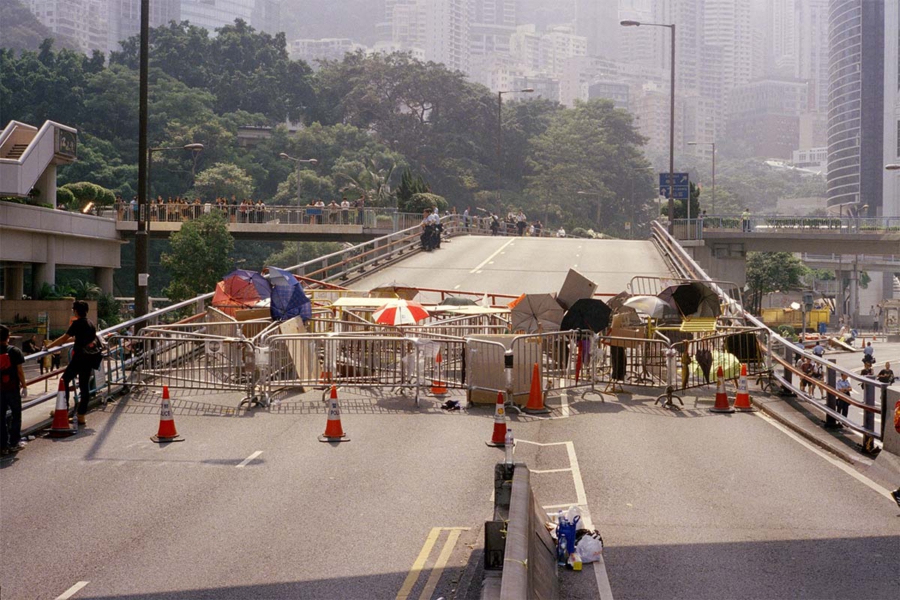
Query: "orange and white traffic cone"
47 378 77 438
151 386 184 443
431 351 447 395
319 385 350 442
733 364 754 411
709 366 734 413
524 363 550 414
486 391 508 447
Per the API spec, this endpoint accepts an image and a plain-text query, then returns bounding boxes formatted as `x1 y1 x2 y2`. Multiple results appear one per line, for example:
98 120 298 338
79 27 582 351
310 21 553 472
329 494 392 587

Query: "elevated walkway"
107 206 421 242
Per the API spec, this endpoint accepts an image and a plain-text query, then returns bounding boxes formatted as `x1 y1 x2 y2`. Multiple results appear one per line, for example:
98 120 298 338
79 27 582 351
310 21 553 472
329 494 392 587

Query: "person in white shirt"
557 227 566 238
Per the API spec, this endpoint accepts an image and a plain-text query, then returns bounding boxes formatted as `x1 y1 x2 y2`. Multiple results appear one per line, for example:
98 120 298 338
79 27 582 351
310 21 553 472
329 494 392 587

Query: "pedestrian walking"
0 325 28 456
21 335 39 356
45 301 100 427
516 210 527 236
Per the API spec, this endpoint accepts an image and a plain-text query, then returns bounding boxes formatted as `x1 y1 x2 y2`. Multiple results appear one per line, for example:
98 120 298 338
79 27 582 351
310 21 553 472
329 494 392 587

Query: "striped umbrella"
373 299 430 325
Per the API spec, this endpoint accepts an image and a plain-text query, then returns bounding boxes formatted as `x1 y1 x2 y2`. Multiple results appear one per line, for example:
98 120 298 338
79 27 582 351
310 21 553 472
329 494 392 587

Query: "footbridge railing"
652 220 889 446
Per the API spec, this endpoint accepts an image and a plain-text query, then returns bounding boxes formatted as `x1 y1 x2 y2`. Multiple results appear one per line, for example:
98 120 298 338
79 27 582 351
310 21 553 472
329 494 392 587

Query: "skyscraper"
575 0 619 60
826 0 884 213
179 0 282 36
797 0 829 112
27 0 114 54
107 0 180 53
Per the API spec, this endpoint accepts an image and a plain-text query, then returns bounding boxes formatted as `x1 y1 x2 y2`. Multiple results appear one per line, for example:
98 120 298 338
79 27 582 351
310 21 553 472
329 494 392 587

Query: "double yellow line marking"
396 527 469 600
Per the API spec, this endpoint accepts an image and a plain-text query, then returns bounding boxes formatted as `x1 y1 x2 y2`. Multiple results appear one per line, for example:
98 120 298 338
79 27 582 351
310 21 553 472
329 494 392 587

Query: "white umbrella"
509 293 565 333
623 295 671 319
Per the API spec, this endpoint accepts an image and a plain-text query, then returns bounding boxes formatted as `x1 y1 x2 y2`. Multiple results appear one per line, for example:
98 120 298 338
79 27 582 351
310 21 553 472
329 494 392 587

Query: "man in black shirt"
0 325 28 455
46 301 98 426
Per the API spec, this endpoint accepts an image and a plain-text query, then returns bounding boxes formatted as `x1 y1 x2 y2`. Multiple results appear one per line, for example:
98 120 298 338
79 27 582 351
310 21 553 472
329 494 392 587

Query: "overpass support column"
3 265 25 299
884 272 895 301
35 164 58 208
32 237 56 293
848 262 860 328
93 267 114 296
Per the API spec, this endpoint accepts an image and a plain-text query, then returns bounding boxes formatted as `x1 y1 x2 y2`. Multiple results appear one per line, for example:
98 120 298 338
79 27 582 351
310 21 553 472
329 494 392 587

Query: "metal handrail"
652 220 887 439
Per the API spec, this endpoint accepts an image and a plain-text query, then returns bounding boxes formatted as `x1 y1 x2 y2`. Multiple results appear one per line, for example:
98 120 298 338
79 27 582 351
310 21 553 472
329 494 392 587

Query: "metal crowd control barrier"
110 334 261 408
261 334 467 405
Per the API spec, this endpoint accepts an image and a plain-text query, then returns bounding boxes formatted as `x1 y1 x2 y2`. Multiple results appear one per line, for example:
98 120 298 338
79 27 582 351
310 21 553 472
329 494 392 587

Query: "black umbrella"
560 298 612 333
658 282 720 317
441 296 478 306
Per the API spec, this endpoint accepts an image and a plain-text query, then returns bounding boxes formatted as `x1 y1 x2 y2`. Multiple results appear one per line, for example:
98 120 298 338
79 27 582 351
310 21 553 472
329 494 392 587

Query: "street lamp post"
497 88 534 207
279 153 318 205
622 20 676 232
688 141 715 214
135 0 150 322
147 143 204 202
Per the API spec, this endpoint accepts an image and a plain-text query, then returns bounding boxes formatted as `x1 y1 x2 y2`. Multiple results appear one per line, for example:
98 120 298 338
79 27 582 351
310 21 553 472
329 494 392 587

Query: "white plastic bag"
576 534 603 564
565 505 582 527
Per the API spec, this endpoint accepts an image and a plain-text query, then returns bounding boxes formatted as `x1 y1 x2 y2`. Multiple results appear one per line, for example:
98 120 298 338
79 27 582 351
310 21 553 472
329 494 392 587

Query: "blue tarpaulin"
266 267 312 321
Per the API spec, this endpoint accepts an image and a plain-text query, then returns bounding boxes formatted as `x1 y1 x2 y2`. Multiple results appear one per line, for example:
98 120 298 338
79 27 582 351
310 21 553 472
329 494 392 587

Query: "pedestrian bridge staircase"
0 120 77 198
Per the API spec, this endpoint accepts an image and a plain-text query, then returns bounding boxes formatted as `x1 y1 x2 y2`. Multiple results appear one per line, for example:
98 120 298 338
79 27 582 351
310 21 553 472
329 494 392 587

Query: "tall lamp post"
687 141 715 214
622 19 676 232
135 0 150 322
497 88 534 206
135 142 204 315
279 153 318 204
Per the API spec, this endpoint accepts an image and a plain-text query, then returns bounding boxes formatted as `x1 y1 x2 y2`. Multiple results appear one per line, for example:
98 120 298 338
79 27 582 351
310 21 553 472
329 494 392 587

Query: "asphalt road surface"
2 236 898 599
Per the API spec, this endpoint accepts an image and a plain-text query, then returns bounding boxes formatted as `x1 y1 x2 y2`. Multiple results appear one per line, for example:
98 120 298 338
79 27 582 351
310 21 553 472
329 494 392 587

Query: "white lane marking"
755 412 893 501
517 439 568 447
56 582 89 600
236 450 263 468
470 238 515 273
565 442 588 507
454 284 461 290
531 468 573 474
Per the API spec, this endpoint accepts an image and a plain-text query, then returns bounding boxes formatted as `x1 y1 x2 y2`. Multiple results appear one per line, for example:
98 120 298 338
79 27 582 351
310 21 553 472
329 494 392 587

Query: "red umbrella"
373 300 430 325
212 269 271 316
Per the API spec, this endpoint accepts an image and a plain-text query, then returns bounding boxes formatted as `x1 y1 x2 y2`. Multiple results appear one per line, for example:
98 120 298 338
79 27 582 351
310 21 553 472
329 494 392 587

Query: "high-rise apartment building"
424 0 471 73
704 0 753 93
826 0 884 213
179 0 282 36
797 0 829 113
107 0 180 53
27 0 113 54
575 0 619 60
768 0 798 77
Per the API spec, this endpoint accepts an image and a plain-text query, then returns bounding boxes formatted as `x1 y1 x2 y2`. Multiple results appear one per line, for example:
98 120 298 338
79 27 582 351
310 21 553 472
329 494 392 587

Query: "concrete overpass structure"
675 217 900 324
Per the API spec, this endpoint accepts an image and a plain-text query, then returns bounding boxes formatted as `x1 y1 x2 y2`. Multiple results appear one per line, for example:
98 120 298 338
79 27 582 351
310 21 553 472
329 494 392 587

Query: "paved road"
354 235 671 298
3 236 899 599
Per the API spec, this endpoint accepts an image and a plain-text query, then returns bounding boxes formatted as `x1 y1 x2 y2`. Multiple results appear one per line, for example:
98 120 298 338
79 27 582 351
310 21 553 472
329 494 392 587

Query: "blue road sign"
659 172 690 200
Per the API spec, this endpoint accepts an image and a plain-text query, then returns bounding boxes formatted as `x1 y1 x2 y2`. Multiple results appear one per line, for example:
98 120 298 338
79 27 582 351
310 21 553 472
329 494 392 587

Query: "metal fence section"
111 334 260 407
672 216 900 240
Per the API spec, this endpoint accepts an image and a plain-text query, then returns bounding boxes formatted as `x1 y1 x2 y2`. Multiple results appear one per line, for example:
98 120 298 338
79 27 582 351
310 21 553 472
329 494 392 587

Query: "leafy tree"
396 169 430 212
745 252 809 314
525 99 651 233
273 169 336 205
56 187 75 208
59 182 115 211
334 157 397 206
191 162 254 201
162 211 234 301
407 193 449 214
265 241 343 269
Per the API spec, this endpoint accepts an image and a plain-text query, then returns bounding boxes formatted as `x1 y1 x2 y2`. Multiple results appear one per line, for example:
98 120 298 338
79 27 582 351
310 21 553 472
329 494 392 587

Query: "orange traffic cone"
151 386 184 443
709 366 734 413
733 364 754 411
319 385 350 442
431 351 447 395
486 391 508 447
524 363 550 414
47 378 77 438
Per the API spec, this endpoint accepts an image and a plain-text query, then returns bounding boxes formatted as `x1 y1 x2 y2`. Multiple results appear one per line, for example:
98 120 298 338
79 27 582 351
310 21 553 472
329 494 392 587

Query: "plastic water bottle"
557 532 568 565
504 428 514 464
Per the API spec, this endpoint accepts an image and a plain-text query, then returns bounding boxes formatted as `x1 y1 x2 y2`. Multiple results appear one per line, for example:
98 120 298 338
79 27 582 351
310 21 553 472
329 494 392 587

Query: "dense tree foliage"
745 252 810 315
161 211 234 302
